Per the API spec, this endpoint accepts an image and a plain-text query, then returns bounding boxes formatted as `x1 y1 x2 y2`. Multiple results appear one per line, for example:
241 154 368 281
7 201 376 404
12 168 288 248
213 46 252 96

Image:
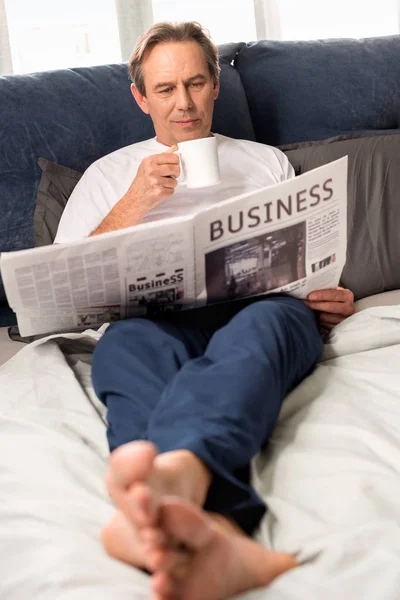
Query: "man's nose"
175 86 193 110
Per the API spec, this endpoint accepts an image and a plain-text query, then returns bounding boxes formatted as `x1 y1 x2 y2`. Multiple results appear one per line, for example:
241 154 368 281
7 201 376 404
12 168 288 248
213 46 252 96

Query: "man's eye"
160 88 172 94
191 82 203 88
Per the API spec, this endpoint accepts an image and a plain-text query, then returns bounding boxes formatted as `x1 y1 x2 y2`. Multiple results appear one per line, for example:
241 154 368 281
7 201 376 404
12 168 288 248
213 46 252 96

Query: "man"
56 21 354 600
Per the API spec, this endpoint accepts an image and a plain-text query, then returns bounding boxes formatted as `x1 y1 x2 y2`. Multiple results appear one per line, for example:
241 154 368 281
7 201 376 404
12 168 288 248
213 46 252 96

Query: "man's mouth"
174 119 199 127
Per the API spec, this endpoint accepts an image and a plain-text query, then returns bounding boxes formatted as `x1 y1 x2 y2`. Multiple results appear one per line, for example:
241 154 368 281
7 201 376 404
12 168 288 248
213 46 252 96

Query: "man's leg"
92 318 215 568
95 297 322 537
101 296 322 597
92 317 212 451
147 295 324 535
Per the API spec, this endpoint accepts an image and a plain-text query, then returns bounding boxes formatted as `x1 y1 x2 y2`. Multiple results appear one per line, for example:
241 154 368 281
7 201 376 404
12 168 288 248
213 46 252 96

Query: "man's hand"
90 145 180 236
128 145 180 216
304 286 355 330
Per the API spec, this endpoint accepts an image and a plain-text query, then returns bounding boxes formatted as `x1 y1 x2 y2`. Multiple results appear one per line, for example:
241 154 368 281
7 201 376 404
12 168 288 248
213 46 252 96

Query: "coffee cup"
176 136 221 189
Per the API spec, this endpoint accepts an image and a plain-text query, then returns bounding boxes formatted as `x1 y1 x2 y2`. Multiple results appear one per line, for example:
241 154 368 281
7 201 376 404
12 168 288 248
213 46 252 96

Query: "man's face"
131 40 220 146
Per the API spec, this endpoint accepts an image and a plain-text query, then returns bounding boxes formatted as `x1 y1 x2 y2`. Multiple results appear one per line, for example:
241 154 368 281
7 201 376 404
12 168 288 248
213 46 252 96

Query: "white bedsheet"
1 308 400 599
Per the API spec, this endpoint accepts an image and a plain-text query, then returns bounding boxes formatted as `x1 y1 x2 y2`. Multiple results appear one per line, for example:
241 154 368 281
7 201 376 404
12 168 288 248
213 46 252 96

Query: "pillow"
34 157 83 246
235 36 400 146
7 158 84 342
281 132 400 301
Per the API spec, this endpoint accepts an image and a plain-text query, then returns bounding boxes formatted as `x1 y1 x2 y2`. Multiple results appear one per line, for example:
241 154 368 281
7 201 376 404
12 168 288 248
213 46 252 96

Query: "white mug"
176 136 221 189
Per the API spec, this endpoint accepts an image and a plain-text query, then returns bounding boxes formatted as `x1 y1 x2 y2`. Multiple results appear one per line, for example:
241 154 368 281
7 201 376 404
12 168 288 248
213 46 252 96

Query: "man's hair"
128 21 221 96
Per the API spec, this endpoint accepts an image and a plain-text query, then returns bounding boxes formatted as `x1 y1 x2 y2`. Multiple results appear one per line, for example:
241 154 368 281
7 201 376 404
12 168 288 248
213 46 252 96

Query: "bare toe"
141 526 168 549
152 569 182 599
101 511 146 569
108 441 158 489
106 442 159 530
130 482 158 526
158 498 297 600
141 524 192 575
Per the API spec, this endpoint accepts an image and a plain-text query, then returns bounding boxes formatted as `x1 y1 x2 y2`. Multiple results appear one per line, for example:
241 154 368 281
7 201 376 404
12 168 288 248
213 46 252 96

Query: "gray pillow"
281 132 400 301
34 157 83 246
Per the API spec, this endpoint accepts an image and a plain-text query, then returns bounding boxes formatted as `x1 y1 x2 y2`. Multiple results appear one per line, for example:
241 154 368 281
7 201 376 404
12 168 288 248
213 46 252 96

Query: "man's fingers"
160 177 178 191
319 312 345 326
159 164 180 178
307 287 354 303
155 153 180 165
305 300 354 316
305 286 355 329
153 145 179 165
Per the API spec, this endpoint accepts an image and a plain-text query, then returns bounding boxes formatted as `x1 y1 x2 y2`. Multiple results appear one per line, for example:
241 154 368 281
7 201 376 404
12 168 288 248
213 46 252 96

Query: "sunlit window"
2 0 400 75
278 0 400 40
152 0 258 44
4 0 121 74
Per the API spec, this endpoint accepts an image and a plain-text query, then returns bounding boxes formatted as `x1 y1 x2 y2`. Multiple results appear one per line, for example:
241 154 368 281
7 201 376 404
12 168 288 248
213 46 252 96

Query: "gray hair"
128 21 221 96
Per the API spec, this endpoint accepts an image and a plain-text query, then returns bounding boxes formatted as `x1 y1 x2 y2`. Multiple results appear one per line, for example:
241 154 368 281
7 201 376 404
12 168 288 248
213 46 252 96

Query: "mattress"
1 297 400 599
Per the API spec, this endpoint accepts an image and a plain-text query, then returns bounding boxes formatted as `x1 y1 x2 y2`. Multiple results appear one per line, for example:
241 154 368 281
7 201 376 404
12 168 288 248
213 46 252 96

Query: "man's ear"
131 84 150 115
213 78 220 101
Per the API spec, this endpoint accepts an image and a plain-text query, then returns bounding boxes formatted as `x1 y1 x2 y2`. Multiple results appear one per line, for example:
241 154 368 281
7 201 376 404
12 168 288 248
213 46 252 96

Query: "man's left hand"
304 287 355 330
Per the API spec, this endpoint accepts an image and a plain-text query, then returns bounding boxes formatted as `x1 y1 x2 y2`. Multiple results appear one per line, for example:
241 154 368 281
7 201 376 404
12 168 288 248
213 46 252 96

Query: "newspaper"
0 157 348 337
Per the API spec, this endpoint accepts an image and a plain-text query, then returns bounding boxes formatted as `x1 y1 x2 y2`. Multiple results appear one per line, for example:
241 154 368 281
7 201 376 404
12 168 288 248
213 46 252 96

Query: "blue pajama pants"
92 296 323 535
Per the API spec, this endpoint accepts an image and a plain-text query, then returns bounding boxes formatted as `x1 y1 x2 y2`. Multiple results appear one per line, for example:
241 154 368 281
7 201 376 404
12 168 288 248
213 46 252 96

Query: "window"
5 0 121 74
278 0 400 40
152 0 258 44
2 0 400 76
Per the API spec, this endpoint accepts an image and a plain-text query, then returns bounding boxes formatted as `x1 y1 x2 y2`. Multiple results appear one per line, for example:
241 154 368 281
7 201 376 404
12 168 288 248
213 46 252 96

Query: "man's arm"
89 188 150 236
90 145 179 236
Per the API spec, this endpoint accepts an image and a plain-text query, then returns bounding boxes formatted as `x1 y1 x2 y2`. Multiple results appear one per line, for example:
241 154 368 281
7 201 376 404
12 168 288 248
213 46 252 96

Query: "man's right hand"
90 145 180 236
128 144 180 215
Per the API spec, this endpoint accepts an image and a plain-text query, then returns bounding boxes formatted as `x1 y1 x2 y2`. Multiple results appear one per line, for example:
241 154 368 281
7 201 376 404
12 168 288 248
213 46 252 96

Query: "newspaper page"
1 215 195 336
1 157 347 337
193 157 347 307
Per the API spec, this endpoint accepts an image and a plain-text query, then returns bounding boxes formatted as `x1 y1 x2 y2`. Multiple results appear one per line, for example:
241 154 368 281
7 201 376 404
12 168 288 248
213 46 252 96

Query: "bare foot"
149 498 297 600
101 441 212 570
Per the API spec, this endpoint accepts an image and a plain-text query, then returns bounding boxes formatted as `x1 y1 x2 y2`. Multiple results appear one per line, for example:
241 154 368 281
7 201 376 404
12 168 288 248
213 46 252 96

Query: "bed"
1 292 400 599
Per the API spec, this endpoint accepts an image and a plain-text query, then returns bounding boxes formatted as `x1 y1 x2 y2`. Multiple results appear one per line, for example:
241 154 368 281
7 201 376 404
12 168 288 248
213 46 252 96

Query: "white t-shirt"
54 133 295 244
